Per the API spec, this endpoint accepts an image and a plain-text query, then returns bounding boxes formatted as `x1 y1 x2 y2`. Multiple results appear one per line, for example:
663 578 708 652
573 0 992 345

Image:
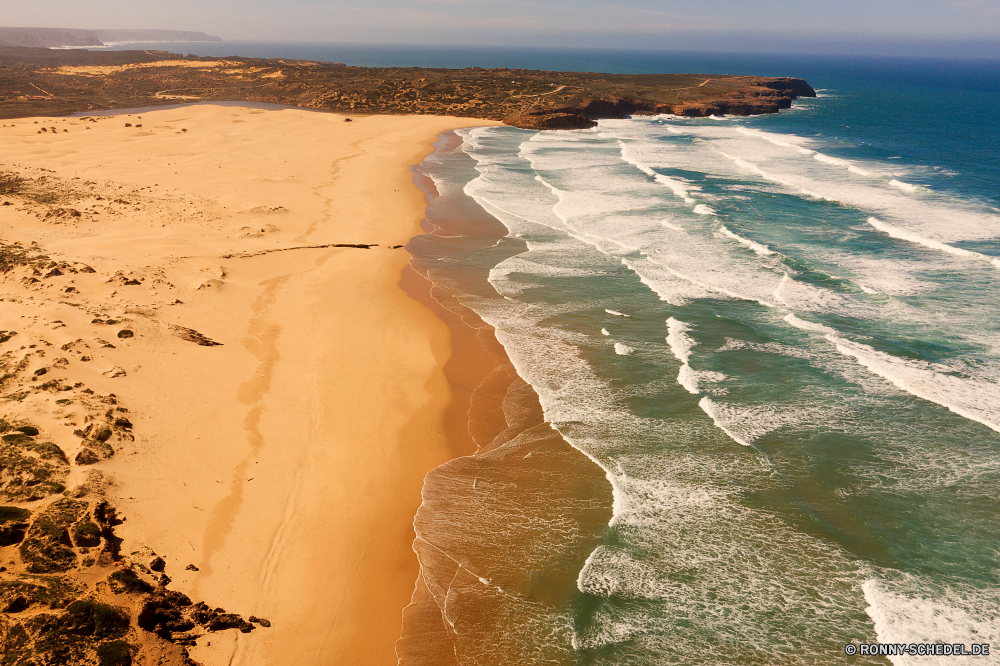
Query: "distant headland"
0 27 222 49
0 45 814 129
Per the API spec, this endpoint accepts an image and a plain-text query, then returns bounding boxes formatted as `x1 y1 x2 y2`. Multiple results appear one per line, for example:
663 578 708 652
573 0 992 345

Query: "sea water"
406 55 1000 665
98 43 1000 663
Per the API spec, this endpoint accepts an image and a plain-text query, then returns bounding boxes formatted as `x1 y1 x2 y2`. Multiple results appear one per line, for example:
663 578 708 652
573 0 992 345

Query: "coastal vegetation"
0 45 813 128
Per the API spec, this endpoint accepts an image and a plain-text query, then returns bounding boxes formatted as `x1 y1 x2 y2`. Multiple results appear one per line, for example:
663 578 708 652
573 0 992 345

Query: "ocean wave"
716 225 776 256
867 217 1000 269
863 579 1000 665
889 179 921 193
783 313 1000 433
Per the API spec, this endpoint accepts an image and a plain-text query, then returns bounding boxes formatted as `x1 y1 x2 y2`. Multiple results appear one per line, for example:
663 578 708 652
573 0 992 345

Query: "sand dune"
0 106 499 664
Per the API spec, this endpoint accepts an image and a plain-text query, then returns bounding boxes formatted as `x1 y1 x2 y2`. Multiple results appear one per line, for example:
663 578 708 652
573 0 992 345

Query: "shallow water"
406 56 1000 665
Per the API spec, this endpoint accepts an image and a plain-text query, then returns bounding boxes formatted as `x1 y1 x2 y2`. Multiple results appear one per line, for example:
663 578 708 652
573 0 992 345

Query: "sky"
5 0 999 57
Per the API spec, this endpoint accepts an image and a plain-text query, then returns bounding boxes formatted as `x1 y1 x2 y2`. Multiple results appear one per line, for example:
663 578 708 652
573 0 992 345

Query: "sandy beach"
0 106 500 664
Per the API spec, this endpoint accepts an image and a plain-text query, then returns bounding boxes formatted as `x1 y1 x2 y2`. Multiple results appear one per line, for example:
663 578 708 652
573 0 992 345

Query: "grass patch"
64 600 130 638
0 505 30 523
107 569 153 595
97 640 135 666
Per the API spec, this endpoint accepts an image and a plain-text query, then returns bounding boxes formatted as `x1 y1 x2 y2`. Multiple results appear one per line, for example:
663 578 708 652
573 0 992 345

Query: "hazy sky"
6 0 999 55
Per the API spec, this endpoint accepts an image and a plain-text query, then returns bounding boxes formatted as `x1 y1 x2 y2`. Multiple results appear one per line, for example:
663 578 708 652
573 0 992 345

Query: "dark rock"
207 613 254 633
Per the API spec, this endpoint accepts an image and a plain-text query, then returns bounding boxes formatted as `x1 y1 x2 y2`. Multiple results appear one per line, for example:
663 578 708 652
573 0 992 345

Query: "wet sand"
396 132 614 664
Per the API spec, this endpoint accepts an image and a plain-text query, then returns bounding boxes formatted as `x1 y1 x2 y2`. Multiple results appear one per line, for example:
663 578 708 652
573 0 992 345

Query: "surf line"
783 313 1000 434
867 217 1000 270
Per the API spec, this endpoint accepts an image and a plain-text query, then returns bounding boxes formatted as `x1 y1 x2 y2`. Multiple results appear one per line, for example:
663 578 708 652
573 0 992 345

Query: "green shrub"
64 600 130 638
97 640 134 666
107 569 153 594
16 426 39 436
74 521 102 547
0 505 30 523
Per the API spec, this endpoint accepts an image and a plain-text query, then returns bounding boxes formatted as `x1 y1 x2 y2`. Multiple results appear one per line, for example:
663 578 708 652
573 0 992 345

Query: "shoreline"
0 106 503 664
396 130 614 663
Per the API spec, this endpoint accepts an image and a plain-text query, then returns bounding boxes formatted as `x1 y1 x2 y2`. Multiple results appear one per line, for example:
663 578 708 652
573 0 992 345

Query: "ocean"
101 43 1000 664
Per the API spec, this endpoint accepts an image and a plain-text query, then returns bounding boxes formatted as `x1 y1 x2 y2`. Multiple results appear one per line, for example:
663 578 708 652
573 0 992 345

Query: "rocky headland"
0 46 814 129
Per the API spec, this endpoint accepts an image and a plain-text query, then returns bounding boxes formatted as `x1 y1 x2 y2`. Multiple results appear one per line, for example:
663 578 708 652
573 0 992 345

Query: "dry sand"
0 106 501 664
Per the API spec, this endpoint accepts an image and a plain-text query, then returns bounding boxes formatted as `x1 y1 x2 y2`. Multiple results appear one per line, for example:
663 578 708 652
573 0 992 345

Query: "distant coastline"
0 27 221 49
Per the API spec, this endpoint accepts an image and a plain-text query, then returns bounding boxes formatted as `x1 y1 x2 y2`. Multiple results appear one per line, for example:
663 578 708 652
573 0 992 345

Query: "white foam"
602 121 1000 247
600 328 610 336
617 141 702 206
614 342 634 356
693 204 716 215
698 397 752 446
677 365 727 394
642 254 780 307
812 151 873 176
676 364 701 394
868 217 1000 269
772 274 790 305
783 311 1000 433
665 317 695 364
783 313 838 335
828 335 1000 434
717 225 776 256
736 126 813 154
606 309 629 317
666 318 701 394
889 179 920 193
863 579 1000 666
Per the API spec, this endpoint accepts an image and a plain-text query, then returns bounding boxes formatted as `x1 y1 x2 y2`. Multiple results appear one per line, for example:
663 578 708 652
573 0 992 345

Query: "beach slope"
0 106 498 664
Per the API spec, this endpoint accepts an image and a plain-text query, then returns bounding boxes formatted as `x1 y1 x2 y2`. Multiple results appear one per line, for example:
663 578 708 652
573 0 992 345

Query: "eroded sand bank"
0 106 500 664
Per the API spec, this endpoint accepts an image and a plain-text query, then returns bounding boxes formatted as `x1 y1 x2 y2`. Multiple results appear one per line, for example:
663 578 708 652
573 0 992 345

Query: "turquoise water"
99 41 999 662
409 56 1000 664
